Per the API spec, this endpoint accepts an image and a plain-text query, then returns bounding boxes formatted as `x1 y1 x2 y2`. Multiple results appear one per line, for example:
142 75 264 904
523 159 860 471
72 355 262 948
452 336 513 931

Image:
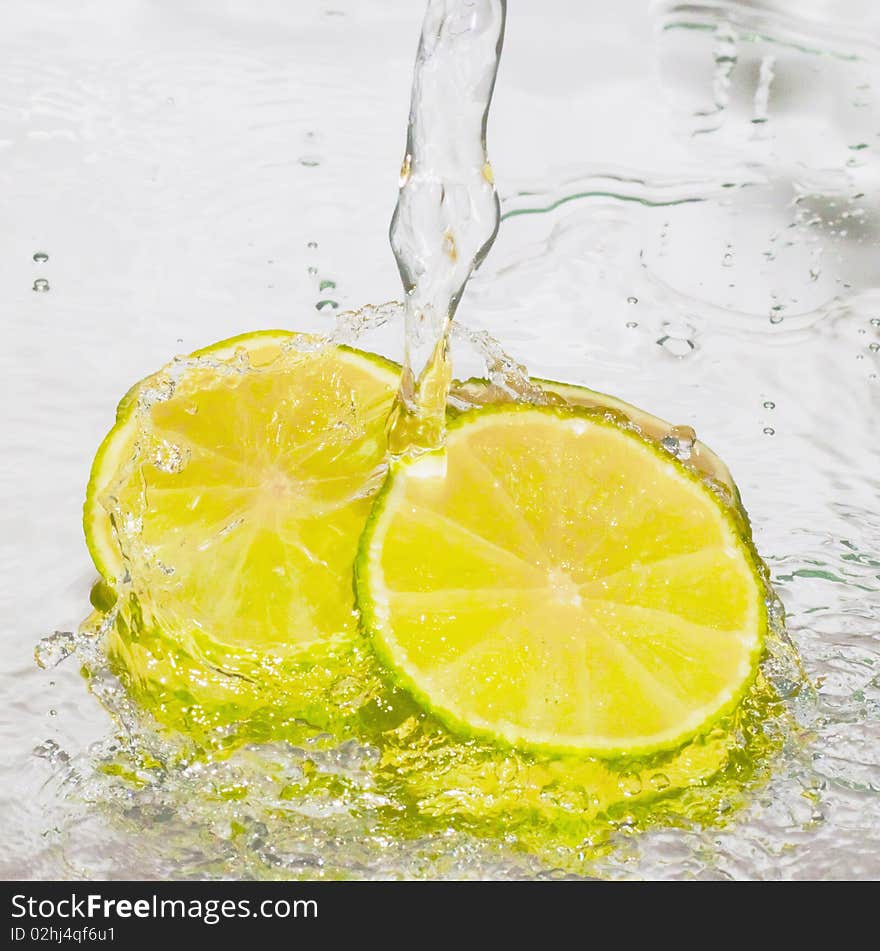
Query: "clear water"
389 0 504 448
2 0 879 879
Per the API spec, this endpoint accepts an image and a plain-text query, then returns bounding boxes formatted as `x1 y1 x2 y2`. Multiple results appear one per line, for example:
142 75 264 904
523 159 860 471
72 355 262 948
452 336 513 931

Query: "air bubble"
626 296 638 304
870 318 880 328
763 427 775 435
625 321 638 329
319 279 337 291
869 343 880 353
617 772 643 797
32 278 50 293
33 251 49 263
298 156 321 167
763 400 775 410
316 299 339 312
307 241 318 249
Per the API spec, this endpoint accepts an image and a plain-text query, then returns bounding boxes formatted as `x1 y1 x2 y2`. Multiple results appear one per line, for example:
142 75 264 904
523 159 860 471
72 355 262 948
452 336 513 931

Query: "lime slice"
85 331 399 654
357 404 765 757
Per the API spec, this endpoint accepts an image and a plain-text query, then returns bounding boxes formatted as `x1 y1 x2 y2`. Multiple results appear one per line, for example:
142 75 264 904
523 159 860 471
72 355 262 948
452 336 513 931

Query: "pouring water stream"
387 0 507 453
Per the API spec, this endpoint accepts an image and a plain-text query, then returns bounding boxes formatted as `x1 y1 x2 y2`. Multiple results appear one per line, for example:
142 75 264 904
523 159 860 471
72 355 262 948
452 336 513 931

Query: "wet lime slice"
85 331 400 652
357 404 765 757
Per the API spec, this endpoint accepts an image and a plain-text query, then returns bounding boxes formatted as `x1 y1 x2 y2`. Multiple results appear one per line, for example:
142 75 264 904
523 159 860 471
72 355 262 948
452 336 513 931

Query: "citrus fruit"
357 403 766 757
84 331 399 655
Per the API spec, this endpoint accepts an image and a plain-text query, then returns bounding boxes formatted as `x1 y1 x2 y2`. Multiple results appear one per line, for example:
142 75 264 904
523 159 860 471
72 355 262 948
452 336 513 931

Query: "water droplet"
769 313 784 325
625 321 638 329
33 739 69 764
33 251 49 263
661 425 696 461
870 318 880 328
869 343 880 353
48 709 57 718
32 278 50 293
307 241 318 249
319 279 336 291
307 266 318 276
315 299 338 312
763 400 775 410
617 771 643 797
626 296 638 304
298 155 321 168
650 773 670 791
763 427 775 435
34 631 78 669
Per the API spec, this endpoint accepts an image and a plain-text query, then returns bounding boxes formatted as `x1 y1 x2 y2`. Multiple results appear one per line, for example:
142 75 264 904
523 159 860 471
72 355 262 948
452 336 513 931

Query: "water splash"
34 631 79 669
41 294 810 879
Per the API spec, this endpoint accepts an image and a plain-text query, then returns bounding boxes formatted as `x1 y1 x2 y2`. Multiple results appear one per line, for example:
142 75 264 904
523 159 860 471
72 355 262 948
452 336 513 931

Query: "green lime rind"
83 330 401 582
355 401 768 760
